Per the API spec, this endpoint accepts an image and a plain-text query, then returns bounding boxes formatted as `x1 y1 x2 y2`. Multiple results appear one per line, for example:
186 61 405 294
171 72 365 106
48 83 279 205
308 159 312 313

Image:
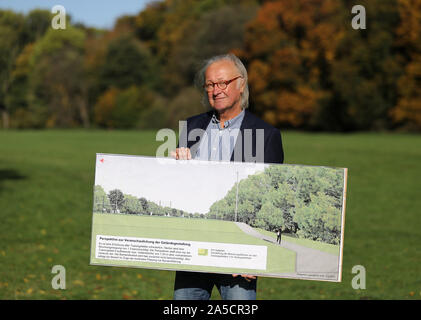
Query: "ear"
239 78 245 93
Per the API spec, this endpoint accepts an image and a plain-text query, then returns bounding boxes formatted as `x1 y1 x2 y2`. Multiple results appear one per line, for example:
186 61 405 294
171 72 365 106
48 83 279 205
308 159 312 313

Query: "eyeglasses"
203 76 243 92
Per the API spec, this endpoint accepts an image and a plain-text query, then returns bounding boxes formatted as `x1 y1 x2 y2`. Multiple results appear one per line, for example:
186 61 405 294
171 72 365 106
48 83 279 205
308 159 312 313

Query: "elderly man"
172 53 284 300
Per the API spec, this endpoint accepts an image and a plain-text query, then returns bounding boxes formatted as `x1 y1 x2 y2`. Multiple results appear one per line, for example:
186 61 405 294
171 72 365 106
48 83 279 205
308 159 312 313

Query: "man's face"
205 60 244 114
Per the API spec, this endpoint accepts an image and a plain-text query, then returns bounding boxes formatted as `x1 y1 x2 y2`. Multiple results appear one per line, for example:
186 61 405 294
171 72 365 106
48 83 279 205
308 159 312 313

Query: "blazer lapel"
230 109 256 162
186 111 213 150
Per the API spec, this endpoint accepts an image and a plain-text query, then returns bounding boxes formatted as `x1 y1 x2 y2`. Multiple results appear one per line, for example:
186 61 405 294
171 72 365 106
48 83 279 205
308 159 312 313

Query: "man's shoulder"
186 110 213 123
185 109 280 133
243 110 278 132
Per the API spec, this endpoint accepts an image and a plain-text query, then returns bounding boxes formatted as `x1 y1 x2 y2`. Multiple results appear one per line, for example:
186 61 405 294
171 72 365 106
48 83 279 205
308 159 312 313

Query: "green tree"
390 0 421 130
209 198 231 220
122 194 142 214
5 43 35 127
94 84 165 129
325 0 402 131
138 197 149 214
23 9 52 43
294 192 341 244
0 10 26 128
165 87 204 129
134 1 168 55
98 34 157 92
255 201 284 232
165 2 258 92
108 189 125 213
93 185 110 213
29 26 90 128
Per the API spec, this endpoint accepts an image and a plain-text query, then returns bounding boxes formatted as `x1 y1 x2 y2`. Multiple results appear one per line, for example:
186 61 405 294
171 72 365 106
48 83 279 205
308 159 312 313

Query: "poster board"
90 154 347 282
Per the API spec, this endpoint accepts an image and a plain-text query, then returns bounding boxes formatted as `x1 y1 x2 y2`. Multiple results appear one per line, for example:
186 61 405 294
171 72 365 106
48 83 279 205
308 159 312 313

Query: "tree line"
93 185 204 218
1 0 420 131
208 165 344 245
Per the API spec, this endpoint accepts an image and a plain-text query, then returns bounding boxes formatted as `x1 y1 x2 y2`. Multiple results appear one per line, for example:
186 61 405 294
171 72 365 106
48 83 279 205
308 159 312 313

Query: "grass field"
0 130 420 299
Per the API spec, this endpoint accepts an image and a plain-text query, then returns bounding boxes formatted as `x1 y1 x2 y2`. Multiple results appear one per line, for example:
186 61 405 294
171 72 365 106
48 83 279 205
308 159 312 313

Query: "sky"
94 154 267 214
0 0 153 29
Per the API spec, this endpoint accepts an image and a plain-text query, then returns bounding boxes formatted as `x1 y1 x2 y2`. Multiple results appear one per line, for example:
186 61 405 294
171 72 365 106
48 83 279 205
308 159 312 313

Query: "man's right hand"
170 147 192 160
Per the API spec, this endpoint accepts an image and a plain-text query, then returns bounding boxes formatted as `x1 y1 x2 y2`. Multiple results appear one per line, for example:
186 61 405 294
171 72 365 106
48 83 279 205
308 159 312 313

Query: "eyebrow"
206 76 234 82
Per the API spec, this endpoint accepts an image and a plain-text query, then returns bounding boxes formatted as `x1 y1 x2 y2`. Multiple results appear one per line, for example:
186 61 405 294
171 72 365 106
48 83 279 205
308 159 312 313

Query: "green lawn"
0 130 420 299
255 228 340 256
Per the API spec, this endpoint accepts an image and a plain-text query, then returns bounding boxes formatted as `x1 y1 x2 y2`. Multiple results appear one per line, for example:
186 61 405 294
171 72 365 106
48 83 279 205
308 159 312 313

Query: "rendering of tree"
107 189 125 213
208 165 344 244
122 194 142 214
93 185 110 213
138 197 149 214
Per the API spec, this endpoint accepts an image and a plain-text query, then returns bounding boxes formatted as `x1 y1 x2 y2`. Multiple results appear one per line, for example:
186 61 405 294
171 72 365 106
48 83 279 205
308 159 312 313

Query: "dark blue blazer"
180 109 284 164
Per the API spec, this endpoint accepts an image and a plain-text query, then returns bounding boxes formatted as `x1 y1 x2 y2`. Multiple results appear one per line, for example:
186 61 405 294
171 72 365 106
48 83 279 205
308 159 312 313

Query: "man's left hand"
232 274 257 282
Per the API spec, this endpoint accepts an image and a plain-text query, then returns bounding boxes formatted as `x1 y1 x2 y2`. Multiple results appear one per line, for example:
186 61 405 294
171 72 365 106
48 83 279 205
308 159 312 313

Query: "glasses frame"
203 76 243 92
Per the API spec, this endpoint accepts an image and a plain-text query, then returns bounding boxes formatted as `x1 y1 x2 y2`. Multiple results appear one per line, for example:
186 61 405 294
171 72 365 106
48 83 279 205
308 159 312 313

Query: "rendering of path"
234 222 340 281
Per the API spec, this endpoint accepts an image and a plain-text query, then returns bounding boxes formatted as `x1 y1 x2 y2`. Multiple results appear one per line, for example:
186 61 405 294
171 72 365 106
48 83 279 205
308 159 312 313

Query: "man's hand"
170 147 192 160
232 274 257 282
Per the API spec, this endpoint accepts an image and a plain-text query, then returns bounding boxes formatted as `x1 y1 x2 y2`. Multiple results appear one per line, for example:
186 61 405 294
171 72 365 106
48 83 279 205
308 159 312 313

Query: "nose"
212 83 223 95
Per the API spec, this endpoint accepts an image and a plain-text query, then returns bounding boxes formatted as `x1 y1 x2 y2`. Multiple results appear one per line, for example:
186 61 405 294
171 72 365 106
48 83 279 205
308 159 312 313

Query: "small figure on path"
276 227 282 244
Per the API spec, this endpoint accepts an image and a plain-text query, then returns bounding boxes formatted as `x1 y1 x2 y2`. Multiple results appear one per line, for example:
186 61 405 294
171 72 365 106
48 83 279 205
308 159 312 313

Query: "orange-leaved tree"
238 0 346 128
390 0 421 130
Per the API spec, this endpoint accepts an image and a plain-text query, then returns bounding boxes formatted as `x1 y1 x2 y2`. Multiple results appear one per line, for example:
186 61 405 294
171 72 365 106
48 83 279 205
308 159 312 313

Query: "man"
171 53 284 300
277 227 282 244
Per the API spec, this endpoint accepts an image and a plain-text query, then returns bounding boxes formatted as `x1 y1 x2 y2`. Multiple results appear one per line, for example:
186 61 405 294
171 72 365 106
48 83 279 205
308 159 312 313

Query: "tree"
326 0 402 131
0 10 26 129
270 186 297 233
209 198 231 220
94 84 163 129
98 34 157 92
23 9 52 43
122 194 142 214
93 185 110 213
29 26 90 128
5 43 35 128
238 0 345 129
255 201 284 231
134 1 168 55
107 189 125 213
294 192 341 244
165 87 204 129
390 0 421 130
165 3 258 92
94 87 120 128
138 197 149 214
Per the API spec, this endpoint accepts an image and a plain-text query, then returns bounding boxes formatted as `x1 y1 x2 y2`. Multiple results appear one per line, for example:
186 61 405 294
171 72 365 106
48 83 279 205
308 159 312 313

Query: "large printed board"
90 154 347 282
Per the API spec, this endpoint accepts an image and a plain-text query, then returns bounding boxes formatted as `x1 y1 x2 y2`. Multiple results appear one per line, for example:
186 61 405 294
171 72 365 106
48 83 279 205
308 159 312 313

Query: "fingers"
170 147 192 160
232 274 256 282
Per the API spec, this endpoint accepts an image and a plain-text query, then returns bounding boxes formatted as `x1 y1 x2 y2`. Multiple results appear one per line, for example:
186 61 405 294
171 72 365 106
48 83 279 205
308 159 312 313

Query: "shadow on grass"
0 169 27 193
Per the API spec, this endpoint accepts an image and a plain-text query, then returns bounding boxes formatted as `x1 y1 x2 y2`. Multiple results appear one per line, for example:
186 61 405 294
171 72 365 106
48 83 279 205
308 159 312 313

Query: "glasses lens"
217 82 227 90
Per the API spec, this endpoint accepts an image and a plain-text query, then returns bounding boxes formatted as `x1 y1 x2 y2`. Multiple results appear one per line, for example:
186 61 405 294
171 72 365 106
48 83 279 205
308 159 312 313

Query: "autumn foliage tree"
238 0 346 128
1 1 421 130
390 0 421 129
